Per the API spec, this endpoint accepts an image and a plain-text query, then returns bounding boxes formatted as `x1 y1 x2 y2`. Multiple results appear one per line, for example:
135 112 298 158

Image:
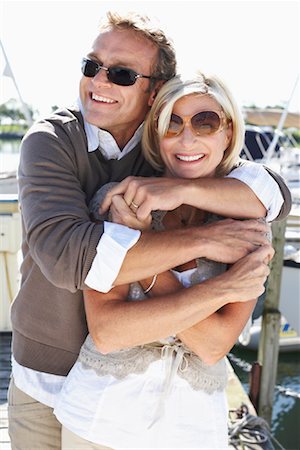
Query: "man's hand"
198 218 271 264
207 244 274 302
100 176 187 220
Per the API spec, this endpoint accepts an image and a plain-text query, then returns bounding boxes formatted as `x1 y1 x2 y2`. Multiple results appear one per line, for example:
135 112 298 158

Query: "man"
8 11 290 449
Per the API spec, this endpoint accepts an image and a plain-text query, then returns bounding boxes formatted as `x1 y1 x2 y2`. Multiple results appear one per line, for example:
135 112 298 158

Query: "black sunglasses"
81 58 157 87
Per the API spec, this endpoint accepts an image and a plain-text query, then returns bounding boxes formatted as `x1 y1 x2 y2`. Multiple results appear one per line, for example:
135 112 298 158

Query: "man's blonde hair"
99 11 176 86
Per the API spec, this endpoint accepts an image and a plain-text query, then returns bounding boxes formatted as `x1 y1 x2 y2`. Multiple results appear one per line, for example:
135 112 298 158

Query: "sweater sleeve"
85 182 140 293
18 117 103 292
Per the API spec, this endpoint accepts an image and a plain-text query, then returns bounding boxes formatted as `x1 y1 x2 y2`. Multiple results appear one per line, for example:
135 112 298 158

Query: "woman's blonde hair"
142 71 245 176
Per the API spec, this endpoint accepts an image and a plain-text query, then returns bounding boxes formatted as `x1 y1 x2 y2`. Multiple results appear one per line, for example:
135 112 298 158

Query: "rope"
228 405 286 450
275 385 300 400
228 352 252 372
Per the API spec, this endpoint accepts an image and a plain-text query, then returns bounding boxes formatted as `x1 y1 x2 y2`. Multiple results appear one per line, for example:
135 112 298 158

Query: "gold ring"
131 201 139 209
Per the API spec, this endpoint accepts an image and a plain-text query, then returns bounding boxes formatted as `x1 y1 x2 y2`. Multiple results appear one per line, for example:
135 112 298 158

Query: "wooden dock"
226 359 256 415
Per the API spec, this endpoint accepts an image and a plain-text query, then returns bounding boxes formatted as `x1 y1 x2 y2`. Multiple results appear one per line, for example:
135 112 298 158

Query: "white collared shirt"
77 97 143 292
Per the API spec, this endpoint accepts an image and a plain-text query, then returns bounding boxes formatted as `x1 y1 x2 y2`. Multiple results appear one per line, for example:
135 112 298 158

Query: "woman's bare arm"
100 176 267 221
83 245 272 354
177 300 257 365
140 270 258 365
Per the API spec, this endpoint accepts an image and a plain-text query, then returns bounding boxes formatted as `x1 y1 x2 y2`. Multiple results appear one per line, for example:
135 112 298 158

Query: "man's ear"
148 80 165 106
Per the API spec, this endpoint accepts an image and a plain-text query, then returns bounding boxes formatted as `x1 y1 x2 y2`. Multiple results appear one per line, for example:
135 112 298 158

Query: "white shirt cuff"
226 163 284 222
85 222 141 293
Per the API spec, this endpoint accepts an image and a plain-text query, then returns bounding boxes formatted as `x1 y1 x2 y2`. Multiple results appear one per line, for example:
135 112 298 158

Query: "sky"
0 0 299 118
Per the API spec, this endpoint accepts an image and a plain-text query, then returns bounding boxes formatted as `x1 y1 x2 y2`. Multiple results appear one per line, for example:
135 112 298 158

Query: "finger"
123 177 163 210
111 196 151 230
123 179 150 208
100 177 134 213
111 194 132 214
129 202 139 214
110 196 137 225
231 227 271 247
136 200 153 221
225 218 269 235
253 244 274 262
240 219 270 233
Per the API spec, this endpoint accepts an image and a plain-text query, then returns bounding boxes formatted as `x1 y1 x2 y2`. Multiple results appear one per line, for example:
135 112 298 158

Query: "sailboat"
237 76 300 353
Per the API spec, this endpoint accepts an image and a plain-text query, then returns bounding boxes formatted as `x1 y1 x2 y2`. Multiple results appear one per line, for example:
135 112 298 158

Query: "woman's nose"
179 124 197 145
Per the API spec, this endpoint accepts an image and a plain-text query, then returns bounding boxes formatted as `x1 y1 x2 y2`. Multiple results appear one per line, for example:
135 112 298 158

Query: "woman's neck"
163 205 206 229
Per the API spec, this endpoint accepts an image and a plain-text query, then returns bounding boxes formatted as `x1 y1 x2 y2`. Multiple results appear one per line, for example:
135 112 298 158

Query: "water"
0 139 21 174
231 346 300 450
1 139 300 449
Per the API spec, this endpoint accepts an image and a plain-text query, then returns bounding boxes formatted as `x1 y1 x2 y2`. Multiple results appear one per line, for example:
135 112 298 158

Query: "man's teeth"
176 154 205 161
92 94 115 103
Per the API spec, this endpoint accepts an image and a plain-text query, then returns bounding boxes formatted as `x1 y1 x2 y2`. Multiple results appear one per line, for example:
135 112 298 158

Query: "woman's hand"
100 176 187 221
109 194 152 231
99 174 269 221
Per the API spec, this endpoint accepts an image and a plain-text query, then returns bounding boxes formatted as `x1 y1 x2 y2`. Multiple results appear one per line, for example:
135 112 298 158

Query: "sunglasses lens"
192 111 221 135
81 59 139 86
82 59 98 77
166 114 184 136
165 112 223 138
108 68 136 86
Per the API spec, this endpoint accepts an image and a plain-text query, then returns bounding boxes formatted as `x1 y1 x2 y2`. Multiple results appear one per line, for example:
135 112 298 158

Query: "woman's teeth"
176 154 205 162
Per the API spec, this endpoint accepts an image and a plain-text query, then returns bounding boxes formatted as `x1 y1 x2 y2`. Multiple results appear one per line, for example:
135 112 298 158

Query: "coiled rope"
228 404 286 450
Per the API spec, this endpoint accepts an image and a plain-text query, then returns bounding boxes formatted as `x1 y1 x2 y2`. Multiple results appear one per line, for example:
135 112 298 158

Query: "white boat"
242 316 300 353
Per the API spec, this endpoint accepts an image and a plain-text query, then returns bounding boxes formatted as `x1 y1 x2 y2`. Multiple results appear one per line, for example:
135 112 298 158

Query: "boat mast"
265 74 299 162
0 38 33 127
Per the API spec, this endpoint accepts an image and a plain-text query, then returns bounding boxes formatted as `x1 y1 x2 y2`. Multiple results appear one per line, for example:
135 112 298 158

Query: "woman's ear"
225 121 233 145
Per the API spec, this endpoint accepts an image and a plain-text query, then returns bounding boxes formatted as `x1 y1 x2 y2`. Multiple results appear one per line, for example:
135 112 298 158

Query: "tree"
0 98 34 132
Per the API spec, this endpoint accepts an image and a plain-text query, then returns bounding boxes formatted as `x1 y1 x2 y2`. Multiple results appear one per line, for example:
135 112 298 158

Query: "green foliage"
0 99 34 123
291 129 300 145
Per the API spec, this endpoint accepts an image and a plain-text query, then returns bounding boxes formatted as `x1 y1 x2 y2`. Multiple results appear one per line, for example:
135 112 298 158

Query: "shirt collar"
76 97 143 160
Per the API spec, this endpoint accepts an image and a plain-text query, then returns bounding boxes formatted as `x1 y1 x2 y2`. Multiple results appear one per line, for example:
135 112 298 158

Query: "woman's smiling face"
159 94 232 179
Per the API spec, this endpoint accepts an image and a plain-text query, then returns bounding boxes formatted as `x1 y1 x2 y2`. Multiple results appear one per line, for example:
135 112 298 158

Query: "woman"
54 72 273 449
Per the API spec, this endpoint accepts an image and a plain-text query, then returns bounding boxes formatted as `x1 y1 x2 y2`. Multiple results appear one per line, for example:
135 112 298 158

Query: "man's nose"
93 66 110 84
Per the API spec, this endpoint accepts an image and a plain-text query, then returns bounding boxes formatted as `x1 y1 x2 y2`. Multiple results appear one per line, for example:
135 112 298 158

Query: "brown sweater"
11 106 291 376
11 106 156 375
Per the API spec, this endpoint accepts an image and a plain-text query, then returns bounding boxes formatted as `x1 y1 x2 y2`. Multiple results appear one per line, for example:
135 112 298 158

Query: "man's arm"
86 190 271 291
112 217 270 286
19 120 103 292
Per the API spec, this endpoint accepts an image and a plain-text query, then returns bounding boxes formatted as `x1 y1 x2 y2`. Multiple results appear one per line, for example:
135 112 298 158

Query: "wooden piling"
257 219 287 424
